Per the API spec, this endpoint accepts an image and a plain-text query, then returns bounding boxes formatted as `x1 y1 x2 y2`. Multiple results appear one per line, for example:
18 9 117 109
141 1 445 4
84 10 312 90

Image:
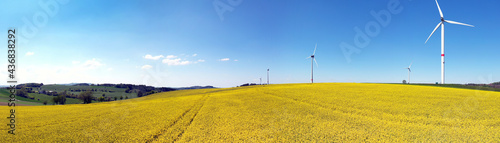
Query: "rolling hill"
0 83 177 105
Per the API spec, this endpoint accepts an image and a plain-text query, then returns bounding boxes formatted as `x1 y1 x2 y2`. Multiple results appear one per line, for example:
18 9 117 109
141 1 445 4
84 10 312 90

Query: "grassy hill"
1 83 499 142
39 84 137 98
0 89 82 105
0 84 140 105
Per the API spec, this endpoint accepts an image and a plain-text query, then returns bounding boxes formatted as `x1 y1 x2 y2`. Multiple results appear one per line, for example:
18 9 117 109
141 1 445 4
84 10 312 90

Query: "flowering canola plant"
1 83 499 142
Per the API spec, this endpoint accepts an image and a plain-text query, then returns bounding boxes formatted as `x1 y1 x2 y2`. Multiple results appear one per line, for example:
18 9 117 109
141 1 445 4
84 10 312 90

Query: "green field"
0 89 81 105
39 84 137 98
0 84 138 105
26 92 82 104
0 97 42 106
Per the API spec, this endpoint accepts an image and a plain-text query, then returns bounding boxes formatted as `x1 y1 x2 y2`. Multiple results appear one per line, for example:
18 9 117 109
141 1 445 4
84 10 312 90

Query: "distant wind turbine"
425 0 474 84
267 68 269 85
306 44 318 83
404 62 412 84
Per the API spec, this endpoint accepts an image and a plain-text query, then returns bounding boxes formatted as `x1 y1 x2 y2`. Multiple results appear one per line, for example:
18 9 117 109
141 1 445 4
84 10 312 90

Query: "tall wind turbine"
306 44 318 83
425 0 474 84
404 62 412 84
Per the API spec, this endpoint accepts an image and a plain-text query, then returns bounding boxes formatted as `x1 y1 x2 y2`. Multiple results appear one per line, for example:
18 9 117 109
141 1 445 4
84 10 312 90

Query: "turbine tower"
267 68 269 85
404 62 412 84
425 0 474 84
306 44 318 83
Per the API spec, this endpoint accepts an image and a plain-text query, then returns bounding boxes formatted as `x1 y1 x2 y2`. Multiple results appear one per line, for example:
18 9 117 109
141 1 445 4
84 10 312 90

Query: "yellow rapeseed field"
1 83 500 142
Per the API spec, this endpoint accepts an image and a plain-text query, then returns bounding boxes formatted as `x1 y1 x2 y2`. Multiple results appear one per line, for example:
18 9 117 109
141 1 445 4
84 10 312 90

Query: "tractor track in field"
258 89 461 128
258 89 411 124
146 94 209 143
172 98 205 142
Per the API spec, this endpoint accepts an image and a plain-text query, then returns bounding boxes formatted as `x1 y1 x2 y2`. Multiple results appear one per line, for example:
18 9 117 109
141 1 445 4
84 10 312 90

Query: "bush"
146 91 156 96
58 94 67 105
137 91 144 97
15 88 29 98
78 91 93 104
98 96 105 102
58 91 67 105
52 96 59 105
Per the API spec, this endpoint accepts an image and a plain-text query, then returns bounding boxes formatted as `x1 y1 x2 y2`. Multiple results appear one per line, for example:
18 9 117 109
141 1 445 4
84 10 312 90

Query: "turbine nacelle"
306 44 318 67
426 0 474 44
404 62 412 72
404 62 412 84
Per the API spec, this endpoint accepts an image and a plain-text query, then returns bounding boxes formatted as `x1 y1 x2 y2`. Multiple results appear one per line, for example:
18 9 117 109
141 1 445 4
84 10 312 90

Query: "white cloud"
83 58 104 69
166 55 177 59
26 52 34 56
16 58 111 84
162 58 192 66
144 54 164 60
219 58 230 61
141 65 153 69
234 59 238 62
192 54 197 57
156 54 204 66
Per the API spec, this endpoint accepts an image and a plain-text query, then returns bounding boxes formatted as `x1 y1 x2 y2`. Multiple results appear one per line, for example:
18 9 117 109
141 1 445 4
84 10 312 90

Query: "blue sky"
2 0 499 87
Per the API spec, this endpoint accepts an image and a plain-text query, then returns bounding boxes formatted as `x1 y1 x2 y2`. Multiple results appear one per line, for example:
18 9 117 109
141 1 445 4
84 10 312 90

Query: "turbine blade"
314 58 318 67
306 56 310 59
409 69 411 72
435 0 443 18
425 22 443 43
445 20 474 27
409 62 413 68
313 43 317 55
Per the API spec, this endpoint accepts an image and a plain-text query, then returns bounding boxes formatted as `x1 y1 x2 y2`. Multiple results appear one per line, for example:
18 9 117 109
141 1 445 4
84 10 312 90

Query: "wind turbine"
425 0 474 84
306 44 318 83
404 62 412 84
